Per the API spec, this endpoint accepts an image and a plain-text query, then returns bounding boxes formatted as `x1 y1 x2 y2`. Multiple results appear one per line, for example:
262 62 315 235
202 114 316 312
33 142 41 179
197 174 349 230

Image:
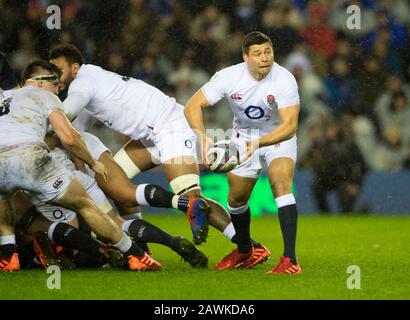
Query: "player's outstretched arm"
258 104 300 148
49 108 108 180
184 89 213 165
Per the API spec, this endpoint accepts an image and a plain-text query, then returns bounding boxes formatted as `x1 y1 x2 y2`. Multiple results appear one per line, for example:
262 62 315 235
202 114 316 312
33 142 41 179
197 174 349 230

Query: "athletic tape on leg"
113 147 141 178
169 174 200 195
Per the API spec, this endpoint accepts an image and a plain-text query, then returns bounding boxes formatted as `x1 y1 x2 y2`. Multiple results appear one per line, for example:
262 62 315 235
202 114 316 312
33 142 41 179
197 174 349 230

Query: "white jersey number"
0 97 12 116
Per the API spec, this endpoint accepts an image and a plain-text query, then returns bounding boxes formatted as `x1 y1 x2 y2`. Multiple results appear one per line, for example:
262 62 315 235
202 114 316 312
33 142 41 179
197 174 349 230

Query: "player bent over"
48 45 267 259
0 60 159 271
184 32 301 274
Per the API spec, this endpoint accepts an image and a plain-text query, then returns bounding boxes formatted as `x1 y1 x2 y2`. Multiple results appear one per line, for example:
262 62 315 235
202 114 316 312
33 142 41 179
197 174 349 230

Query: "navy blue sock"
229 206 252 254
139 184 191 212
127 219 177 250
0 244 16 259
278 204 298 264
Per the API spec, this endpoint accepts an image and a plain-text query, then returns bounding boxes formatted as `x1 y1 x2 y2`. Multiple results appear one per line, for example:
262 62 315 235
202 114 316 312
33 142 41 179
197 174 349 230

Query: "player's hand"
90 160 108 182
240 140 258 164
201 136 214 167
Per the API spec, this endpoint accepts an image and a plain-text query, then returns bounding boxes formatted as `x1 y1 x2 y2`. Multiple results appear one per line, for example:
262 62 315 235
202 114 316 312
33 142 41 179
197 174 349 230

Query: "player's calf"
136 184 210 244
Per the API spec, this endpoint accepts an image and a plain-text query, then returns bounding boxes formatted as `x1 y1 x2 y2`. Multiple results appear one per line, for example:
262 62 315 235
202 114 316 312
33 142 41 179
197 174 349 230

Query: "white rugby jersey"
201 62 300 139
72 109 96 132
65 64 181 139
0 86 63 149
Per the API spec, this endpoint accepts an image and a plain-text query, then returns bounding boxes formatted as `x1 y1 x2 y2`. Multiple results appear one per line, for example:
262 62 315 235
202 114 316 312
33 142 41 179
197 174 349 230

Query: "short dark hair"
21 59 62 84
241 32 273 55
49 44 84 66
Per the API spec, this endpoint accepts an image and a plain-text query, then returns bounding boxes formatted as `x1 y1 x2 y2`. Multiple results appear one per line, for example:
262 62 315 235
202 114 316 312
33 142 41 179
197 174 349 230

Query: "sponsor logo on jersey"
53 178 64 189
267 94 276 107
52 209 64 220
230 93 242 101
185 139 193 149
0 97 12 116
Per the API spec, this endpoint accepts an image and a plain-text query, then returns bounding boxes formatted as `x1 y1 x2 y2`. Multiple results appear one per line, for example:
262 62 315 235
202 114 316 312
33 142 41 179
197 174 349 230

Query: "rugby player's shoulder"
70 64 100 87
272 63 298 87
76 64 102 77
209 62 246 85
274 63 296 79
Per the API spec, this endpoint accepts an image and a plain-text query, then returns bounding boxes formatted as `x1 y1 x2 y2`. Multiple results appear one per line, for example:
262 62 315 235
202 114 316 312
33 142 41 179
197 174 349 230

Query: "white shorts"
140 107 197 164
36 170 109 223
230 134 297 179
0 145 73 203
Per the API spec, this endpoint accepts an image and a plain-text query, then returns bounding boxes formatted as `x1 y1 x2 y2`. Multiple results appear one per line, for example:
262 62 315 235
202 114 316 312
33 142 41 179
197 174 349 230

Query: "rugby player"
49 45 268 266
184 32 302 274
0 60 160 271
48 45 225 245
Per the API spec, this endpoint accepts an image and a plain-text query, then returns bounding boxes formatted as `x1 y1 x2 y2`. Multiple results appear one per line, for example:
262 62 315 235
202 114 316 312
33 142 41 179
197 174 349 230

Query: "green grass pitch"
1 214 409 300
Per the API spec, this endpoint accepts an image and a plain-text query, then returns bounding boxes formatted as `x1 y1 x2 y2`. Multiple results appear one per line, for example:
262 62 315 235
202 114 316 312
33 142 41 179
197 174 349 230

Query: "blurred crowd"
1 0 410 212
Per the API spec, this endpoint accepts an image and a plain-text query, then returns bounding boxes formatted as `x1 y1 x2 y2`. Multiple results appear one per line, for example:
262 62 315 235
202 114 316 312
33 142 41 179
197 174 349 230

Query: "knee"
111 185 137 207
270 177 292 197
228 194 249 208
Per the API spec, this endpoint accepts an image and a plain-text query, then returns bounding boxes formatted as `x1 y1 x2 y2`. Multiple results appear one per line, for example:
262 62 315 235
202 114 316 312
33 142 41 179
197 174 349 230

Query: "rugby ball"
206 140 239 173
